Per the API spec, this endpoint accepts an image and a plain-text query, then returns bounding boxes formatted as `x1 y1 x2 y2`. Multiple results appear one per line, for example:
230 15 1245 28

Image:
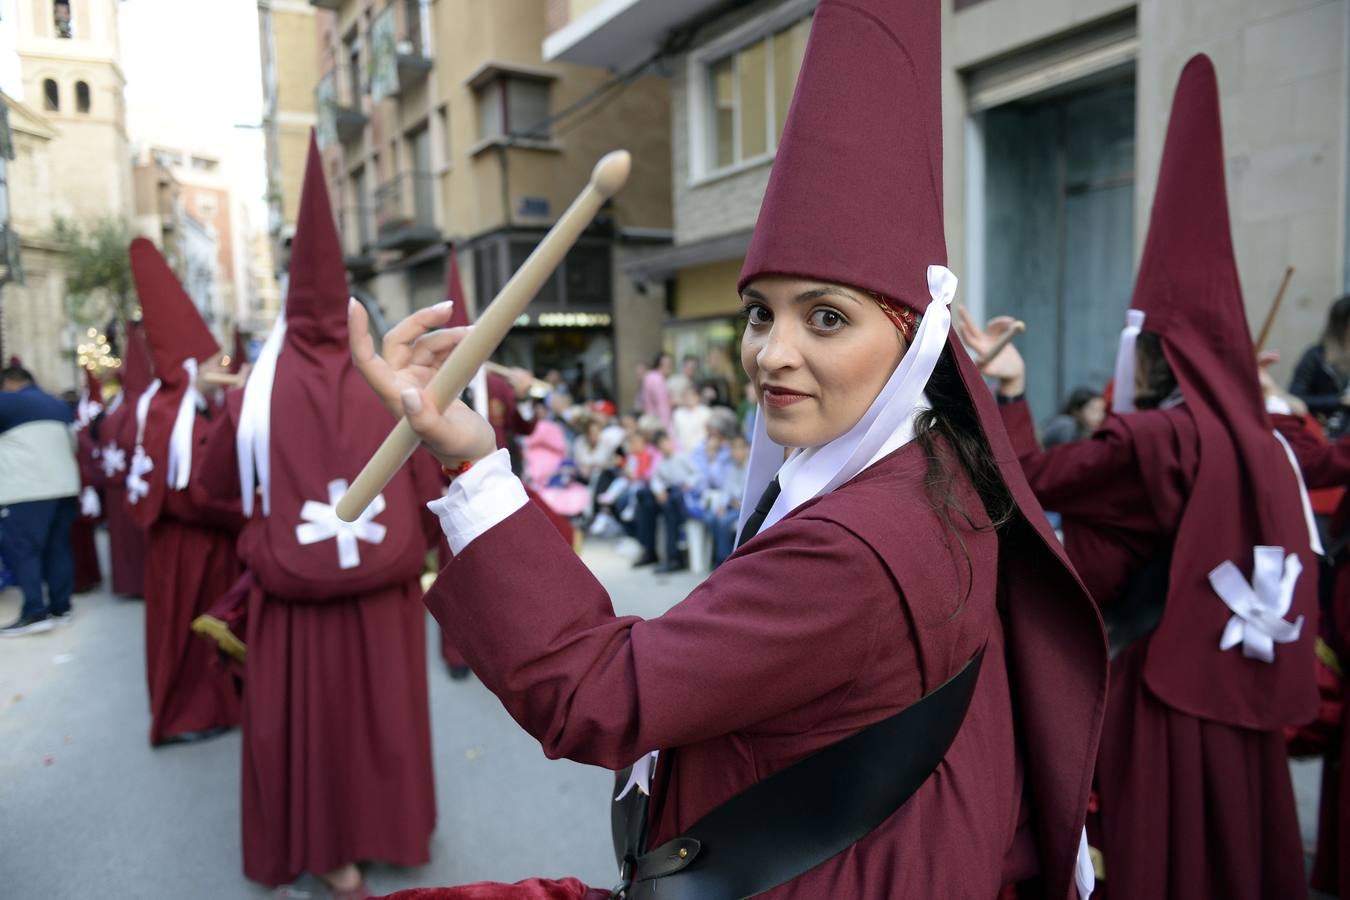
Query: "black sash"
610 651 984 899
1103 546 1171 658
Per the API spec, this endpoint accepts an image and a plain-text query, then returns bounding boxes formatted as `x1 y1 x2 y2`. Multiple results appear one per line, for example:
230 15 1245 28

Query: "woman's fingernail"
435 300 453 312
401 389 422 415
348 298 357 316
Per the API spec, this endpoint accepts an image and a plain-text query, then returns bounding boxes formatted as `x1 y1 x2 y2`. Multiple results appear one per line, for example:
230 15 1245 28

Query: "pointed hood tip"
130 237 219 378
285 131 350 341
443 245 472 328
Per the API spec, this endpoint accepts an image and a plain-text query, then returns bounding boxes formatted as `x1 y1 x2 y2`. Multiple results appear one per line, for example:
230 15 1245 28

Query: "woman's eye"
810 308 846 331
744 304 772 326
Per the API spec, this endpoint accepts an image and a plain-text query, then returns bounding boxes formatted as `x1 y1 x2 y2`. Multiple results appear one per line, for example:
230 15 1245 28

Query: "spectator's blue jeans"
711 509 741 567
635 488 688 561
0 497 77 619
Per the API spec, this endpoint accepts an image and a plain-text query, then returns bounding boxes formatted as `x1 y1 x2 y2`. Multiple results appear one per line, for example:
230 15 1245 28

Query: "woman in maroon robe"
193 136 440 896
99 321 152 597
351 2 1107 897
961 56 1318 900
126 238 242 746
70 368 105 593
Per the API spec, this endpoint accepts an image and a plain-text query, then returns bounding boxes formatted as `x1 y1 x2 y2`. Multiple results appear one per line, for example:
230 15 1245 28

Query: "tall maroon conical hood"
1128 55 1318 729
735 5 1105 897
120 319 153 394
444 245 472 327
130 237 219 383
739 0 945 313
285 133 350 347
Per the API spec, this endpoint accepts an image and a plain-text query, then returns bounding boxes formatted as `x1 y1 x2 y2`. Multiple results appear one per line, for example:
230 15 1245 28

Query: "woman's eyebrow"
740 288 767 302
797 286 863 307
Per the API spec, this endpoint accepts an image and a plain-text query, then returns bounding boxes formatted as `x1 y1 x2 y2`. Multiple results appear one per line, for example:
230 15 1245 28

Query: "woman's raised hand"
348 300 497 467
956 306 1027 397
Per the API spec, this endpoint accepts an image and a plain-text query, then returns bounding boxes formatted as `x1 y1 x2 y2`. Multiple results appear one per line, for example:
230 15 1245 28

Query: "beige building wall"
259 0 321 253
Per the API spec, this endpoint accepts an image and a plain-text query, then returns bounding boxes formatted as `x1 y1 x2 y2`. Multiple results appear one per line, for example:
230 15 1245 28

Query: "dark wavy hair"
1132 332 1178 410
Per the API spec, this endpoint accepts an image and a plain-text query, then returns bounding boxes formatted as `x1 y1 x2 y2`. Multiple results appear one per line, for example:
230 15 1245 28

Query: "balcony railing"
373 171 439 252
309 0 340 9
318 68 368 147
369 0 432 100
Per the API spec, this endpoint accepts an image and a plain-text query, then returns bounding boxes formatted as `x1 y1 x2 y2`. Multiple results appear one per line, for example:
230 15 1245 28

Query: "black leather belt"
611 651 984 900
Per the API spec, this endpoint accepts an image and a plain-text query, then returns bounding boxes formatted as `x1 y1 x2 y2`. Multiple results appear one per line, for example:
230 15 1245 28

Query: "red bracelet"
441 459 475 480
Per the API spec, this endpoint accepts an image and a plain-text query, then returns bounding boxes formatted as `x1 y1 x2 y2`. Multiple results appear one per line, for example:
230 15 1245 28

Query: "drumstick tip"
591 150 632 198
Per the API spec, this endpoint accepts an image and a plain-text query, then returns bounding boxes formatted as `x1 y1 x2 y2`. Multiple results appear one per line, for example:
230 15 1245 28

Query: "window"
43 78 58 111
344 33 362 103
476 77 551 142
197 195 217 219
438 105 450 164
701 14 810 174
75 80 90 113
53 1 72 38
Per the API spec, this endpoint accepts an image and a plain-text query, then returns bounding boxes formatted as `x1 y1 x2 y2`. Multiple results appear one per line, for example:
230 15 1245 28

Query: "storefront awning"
622 230 752 283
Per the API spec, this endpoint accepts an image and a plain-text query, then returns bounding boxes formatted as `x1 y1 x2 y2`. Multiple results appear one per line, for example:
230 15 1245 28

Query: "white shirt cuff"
426 448 529 555
1265 394 1293 415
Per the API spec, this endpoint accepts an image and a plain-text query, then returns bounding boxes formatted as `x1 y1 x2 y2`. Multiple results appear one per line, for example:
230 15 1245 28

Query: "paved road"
0 535 700 899
0 533 1326 898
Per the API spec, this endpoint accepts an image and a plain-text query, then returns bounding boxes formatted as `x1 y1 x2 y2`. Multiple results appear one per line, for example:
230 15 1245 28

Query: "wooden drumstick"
336 150 633 522
202 371 246 387
1254 265 1295 353
976 320 1026 368
483 361 552 394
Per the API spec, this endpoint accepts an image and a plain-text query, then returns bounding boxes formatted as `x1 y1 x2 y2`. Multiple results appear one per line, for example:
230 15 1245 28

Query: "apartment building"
547 0 1350 416
310 0 672 407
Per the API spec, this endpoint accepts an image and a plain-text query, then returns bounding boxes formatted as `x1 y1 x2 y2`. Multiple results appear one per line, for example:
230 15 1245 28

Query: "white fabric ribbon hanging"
1208 546 1305 663
79 486 101 518
101 442 126 479
1272 430 1325 556
469 365 490 419
127 378 162 504
105 390 124 417
295 478 388 569
166 359 201 491
614 750 660 801
237 310 288 517
1075 826 1095 899
75 393 103 432
739 265 957 538
1111 309 1146 414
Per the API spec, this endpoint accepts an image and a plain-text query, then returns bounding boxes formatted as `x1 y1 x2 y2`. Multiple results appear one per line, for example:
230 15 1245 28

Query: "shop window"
700 13 810 174
75 80 90 113
43 78 59 111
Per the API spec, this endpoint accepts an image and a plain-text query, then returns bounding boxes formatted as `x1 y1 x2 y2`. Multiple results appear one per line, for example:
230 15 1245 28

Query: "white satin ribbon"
166 359 200 491
1272 430 1325 556
614 750 660 801
1075 826 1095 899
295 478 388 569
105 390 124 416
238 310 288 517
1209 546 1305 663
739 265 956 538
101 442 126 478
79 486 101 519
1111 309 1146 414
127 379 162 504
75 395 102 432
470 365 490 419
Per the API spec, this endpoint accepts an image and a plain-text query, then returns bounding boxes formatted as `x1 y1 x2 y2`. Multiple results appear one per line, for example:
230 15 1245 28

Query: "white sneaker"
0 614 55 636
51 610 74 627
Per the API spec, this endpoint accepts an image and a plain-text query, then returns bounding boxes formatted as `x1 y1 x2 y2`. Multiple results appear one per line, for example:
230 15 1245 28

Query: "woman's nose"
756 323 803 372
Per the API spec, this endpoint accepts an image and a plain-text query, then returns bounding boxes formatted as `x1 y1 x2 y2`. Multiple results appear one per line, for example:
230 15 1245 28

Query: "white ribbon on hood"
165 358 201 491
1111 309 1146 415
237 310 288 517
1208 545 1305 663
101 442 126 479
738 265 956 539
127 378 162 504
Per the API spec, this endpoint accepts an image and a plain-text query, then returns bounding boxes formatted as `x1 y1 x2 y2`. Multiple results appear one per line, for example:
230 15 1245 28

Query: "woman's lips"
761 386 811 409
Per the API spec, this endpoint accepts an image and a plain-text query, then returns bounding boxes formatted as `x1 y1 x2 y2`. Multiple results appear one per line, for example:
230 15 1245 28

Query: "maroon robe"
188 135 440 886
1001 399 1308 899
100 399 148 597
1272 412 1350 899
71 425 103 593
420 437 1099 898
133 404 243 744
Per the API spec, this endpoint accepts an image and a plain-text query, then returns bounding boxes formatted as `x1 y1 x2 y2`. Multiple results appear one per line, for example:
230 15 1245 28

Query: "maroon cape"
419 437 1099 898
1002 400 1308 899
1273 412 1350 899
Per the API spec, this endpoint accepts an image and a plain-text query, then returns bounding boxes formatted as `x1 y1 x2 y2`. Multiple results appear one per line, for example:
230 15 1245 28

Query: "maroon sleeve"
1271 412 1350 489
179 411 246 531
423 505 893 769
997 399 1153 525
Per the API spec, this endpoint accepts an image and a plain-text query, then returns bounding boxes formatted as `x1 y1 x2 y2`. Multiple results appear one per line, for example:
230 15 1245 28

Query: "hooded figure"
977 55 1319 899
99 320 152 597
70 366 105 592
192 134 442 891
127 238 242 746
370 2 1106 898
